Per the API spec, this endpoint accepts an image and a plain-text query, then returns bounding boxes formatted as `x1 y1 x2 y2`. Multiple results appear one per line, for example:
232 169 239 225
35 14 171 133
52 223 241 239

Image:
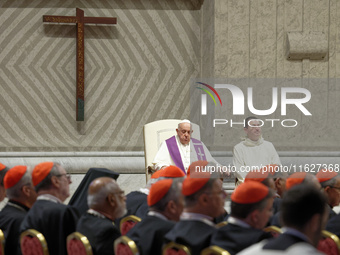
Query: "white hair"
178 119 191 129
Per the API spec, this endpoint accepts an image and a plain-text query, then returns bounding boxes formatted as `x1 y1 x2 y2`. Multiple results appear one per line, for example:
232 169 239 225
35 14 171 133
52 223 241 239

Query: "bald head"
88 177 119 207
89 177 118 194
87 177 126 220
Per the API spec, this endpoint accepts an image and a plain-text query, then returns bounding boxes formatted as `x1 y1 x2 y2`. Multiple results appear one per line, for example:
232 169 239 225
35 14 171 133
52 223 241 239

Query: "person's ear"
166 200 177 214
199 193 210 206
249 209 260 227
22 185 31 196
107 193 116 207
324 186 331 194
275 178 281 189
51 176 60 188
309 214 321 233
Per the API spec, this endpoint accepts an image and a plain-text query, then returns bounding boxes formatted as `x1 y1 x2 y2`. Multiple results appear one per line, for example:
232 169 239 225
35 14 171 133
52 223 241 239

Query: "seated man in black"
0 165 37 255
20 162 80 255
120 165 185 221
316 169 340 220
210 181 274 255
127 178 183 255
76 177 127 255
239 184 328 255
164 171 226 254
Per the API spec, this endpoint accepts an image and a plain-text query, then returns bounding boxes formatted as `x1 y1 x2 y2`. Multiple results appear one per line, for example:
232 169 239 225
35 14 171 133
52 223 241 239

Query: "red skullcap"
245 170 270 183
4 165 27 189
316 169 338 183
159 166 185 178
285 172 307 190
151 169 163 179
231 181 269 204
147 179 173 206
0 163 7 171
32 162 54 186
187 160 209 177
182 171 211 196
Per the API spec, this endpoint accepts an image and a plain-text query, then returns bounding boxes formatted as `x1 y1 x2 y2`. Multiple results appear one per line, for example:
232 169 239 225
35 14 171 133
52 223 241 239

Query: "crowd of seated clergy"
0 161 340 255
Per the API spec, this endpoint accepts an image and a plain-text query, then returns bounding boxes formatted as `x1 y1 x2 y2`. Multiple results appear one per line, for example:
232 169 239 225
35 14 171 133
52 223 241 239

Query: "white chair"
143 119 200 182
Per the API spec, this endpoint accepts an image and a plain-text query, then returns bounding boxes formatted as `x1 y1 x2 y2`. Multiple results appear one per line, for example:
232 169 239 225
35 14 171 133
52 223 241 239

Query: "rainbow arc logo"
196 82 222 109
196 82 222 115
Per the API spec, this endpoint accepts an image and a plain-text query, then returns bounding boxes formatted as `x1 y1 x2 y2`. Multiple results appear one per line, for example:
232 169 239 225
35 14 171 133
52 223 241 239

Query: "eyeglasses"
330 186 340 191
55 174 71 181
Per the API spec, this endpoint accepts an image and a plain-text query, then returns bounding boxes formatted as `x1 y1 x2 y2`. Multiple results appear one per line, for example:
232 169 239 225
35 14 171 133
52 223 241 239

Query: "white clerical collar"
281 227 311 243
227 216 251 228
7 201 27 212
87 209 106 219
148 211 168 221
139 188 149 195
37 194 62 204
180 212 215 226
242 136 264 147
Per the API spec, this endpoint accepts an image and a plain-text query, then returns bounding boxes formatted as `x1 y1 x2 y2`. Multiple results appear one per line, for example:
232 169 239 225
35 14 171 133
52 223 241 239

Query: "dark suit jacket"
77 212 120 255
165 220 216 255
0 201 29 255
126 215 175 255
210 223 272 255
20 200 80 255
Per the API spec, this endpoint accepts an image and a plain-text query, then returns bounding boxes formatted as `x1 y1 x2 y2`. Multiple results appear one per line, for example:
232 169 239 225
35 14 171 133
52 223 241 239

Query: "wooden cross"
43 8 117 121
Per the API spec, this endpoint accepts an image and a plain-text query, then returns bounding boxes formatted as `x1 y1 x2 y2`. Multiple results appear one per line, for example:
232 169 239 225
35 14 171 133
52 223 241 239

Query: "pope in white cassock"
233 117 281 185
152 120 219 174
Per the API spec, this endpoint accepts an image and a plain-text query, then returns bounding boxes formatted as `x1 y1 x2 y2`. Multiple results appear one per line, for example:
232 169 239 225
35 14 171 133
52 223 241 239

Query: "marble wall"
198 0 340 152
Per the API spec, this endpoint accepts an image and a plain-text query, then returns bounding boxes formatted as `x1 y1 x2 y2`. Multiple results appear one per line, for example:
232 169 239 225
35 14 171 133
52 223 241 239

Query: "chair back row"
18 229 92 255
1 226 339 255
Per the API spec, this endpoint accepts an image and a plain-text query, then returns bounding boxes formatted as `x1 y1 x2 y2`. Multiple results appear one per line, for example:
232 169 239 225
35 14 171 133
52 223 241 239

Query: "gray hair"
6 170 32 199
87 180 118 208
150 179 182 212
319 175 339 188
35 162 61 192
184 177 216 207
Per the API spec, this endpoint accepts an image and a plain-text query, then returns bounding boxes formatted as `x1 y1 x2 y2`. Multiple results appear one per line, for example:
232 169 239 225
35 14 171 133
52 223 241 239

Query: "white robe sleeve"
269 143 281 165
233 144 247 182
152 141 173 170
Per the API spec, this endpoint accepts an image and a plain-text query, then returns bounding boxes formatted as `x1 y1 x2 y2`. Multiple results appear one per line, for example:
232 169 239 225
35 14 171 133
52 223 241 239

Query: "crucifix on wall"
43 8 117 121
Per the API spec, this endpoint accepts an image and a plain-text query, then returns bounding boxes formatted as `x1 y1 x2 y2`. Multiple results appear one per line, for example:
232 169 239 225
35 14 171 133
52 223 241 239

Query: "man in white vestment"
152 119 219 173
233 116 281 185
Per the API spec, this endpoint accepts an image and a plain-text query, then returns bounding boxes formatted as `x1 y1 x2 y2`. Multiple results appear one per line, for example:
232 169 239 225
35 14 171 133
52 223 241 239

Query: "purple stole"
165 136 207 173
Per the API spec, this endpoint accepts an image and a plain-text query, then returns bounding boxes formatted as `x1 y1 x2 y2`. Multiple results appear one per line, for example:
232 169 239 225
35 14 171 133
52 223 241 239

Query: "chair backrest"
201 245 231 255
114 236 139 255
0 229 5 255
317 230 340 255
67 232 93 255
120 215 142 236
263 225 283 238
20 229 49 255
162 241 191 255
143 119 201 181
